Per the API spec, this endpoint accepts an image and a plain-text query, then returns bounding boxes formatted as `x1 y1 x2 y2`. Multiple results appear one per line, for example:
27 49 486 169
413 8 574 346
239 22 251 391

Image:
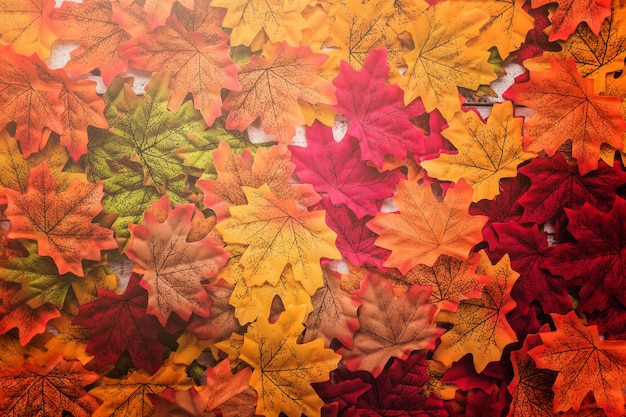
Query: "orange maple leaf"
509 57 626 174
216 184 341 295
367 179 488 273
530 311 626 417
122 15 240 126
126 195 229 325
222 42 336 143
433 252 519 373
197 141 319 221
143 0 193 28
0 355 100 417
339 273 444 376
4 162 118 277
0 0 57 59
171 0 228 45
532 0 611 41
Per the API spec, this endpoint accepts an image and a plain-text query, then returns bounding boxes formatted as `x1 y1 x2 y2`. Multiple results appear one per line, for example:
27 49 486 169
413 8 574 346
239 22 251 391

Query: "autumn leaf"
303 267 360 349
525 1 626 93
44 305 94 364
457 0 534 59
468 175 530 224
433 253 518 373
171 0 228 46
0 333 42 370
122 15 240 125
0 355 99 417
239 304 340 417
507 57 626 174
216 184 341 295
508 328 558 417
339 273 443 376
0 0 57 58
222 42 335 143
0 46 63 159
196 358 256 416
529 311 626 417
587 298 626 341
51 0 143 84
126 195 229 325
544 198 626 312
400 1 496 118
87 73 207 241
211 0 309 46
402 252 490 312
5 162 117 277
291 123 403 217
0 280 60 346
367 179 488 272
198 141 319 221
421 101 536 202
72 273 168 373
143 0 192 28
90 365 192 417
517 153 626 225
186 279 241 341
532 0 611 41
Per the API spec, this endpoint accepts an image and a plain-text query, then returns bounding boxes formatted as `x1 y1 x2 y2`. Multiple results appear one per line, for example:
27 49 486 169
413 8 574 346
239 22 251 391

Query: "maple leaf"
0 279 60 345
587 298 626 340
50 0 142 84
122 15 239 125
126 195 229 325
171 0 227 46
485 222 571 315
332 48 426 169
529 311 626 416
186 278 241 340
508 329 558 417
533 0 611 41
216 184 341 295
339 273 443 376
507 57 626 174
517 153 626 225
72 273 168 373
291 123 403 217
402 252 490 312
222 42 335 143
367 179 488 272
525 1 626 93
303 267 360 349
87 73 207 241
90 365 192 417
320 198 391 270
5 162 117 277
421 101 536 202
0 355 99 417
544 198 626 312
468 175 530 223
400 1 496 119
457 0 534 59
143 0 192 28
0 46 63 159
433 253 518 373
211 0 309 46
198 141 319 221
44 305 95 364
239 304 340 417
0 0 57 58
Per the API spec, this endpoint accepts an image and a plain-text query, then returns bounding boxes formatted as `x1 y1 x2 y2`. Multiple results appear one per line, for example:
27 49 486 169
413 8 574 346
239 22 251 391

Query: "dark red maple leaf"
333 48 426 168
517 153 626 225
291 122 403 218
587 298 626 341
441 354 505 396
72 273 168 373
515 5 562 64
460 387 509 417
320 197 391 270
469 175 530 224
314 372 371 417
484 222 571 316
544 197 626 312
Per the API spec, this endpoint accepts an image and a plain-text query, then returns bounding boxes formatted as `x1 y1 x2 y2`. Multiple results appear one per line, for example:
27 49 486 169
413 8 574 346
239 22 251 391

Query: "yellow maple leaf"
400 1 496 119
216 184 341 295
0 0 57 58
239 304 340 417
421 101 536 202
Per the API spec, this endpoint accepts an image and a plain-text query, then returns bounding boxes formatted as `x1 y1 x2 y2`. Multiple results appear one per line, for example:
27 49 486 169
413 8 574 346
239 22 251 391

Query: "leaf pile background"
3 0 626 415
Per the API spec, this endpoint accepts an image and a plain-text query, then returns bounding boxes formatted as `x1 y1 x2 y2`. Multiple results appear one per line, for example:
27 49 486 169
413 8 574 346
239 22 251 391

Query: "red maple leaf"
484 222 571 315
320 198 391 270
186 278 241 341
544 198 626 312
291 122 403 218
72 273 168 373
333 48 426 168
517 153 626 225
468 175 530 224
587 298 626 341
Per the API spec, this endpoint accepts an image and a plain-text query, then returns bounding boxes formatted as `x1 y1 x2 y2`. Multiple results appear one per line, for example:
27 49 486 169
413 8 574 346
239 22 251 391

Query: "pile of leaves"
2 0 626 415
